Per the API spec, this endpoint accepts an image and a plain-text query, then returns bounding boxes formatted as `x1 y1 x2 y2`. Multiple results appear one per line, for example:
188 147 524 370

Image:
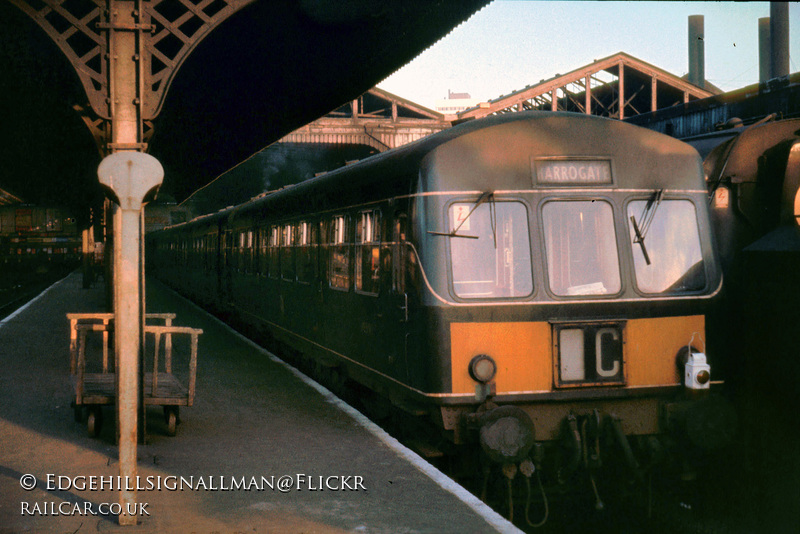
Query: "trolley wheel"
164 407 178 436
87 407 102 437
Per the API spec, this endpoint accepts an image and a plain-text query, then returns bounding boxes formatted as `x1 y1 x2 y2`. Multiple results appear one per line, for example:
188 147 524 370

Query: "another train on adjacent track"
0 205 81 278
148 112 734 510
686 115 800 454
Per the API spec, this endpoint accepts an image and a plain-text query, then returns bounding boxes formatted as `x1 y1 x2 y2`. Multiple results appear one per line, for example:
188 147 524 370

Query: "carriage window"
356 210 381 295
627 200 705 293
298 221 309 245
392 214 408 294
296 221 316 284
233 232 242 272
329 215 350 290
244 230 254 274
281 224 295 281
450 201 533 299
207 234 216 271
542 200 620 297
268 225 279 279
258 227 268 276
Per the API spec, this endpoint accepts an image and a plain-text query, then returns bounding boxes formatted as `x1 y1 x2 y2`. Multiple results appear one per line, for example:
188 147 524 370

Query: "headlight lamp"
469 354 497 384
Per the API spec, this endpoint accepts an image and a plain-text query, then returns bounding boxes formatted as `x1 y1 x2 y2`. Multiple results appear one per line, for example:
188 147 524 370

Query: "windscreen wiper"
428 191 494 240
630 215 651 265
630 189 663 265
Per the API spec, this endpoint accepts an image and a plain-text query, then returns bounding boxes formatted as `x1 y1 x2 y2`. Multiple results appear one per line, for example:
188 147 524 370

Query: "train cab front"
407 115 738 511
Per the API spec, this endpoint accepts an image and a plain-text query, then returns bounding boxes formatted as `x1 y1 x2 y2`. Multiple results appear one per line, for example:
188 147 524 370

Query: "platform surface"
0 272 519 533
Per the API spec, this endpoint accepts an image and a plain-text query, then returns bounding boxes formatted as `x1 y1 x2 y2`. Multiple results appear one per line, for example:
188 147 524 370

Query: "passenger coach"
148 112 732 490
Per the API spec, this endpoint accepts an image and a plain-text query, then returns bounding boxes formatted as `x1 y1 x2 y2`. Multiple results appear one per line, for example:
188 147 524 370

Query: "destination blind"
533 159 612 185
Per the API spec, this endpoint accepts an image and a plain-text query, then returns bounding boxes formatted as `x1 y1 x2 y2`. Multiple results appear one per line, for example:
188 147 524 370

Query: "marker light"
469 354 497 384
684 351 711 390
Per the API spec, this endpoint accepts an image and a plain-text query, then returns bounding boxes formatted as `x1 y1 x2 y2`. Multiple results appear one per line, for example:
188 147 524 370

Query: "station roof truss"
8 0 259 151
458 52 719 121
278 87 451 151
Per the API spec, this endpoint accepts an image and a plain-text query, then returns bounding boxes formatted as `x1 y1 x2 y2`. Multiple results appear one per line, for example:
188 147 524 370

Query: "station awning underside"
0 1 489 211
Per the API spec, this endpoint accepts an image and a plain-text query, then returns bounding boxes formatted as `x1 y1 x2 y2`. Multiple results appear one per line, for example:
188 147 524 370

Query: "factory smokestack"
688 15 705 89
770 2 790 79
759 17 771 83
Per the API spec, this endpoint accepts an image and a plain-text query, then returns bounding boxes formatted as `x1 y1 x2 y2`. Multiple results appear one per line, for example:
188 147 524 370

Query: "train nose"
475 405 536 464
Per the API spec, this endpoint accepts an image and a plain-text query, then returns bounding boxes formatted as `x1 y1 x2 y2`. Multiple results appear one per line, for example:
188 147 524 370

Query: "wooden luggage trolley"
68 312 202 437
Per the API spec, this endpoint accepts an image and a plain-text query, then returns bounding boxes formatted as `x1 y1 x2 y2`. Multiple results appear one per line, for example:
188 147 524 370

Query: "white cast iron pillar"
98 153 163 525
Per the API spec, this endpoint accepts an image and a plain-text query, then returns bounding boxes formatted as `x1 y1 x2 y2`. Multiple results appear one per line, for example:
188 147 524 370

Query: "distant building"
144 195 192 232
180 87 451 217
435 90 480 114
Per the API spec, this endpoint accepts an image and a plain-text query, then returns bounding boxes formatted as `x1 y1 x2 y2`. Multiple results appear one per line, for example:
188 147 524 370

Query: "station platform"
0 272 519 533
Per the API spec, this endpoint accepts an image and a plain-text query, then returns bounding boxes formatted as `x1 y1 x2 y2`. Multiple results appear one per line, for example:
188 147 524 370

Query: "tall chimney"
688 15 705 89
770 2 790 79
759 17 772 83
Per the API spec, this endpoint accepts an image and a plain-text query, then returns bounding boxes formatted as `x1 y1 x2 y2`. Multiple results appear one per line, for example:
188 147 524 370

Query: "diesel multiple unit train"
148 112 733 510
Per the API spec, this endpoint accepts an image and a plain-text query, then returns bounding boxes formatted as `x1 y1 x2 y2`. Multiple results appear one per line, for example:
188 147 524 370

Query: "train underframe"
431 392 736 525
242 311 735 524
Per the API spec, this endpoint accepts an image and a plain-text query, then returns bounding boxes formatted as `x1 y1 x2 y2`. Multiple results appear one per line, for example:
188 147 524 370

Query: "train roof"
166 111 704 229
418 111 702 194
274 111 699 187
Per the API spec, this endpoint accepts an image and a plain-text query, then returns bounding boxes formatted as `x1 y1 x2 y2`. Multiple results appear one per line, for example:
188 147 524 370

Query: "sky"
378 1 800 110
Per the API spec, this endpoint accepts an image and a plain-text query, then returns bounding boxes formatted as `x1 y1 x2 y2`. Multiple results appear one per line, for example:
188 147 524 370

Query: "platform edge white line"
0 270 75 327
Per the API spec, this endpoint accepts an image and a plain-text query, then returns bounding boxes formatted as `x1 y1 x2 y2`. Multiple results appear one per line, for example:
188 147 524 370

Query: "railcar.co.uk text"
19 473 366 516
